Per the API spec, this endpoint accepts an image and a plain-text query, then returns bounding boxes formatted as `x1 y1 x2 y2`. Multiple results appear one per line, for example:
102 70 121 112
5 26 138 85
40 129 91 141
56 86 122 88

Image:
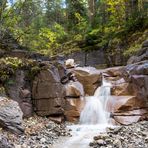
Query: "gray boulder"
0 97 24 134
0 135 14 148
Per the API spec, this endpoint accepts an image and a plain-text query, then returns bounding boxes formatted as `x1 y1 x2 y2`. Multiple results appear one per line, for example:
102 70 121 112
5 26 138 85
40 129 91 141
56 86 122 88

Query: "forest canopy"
0 0 148 56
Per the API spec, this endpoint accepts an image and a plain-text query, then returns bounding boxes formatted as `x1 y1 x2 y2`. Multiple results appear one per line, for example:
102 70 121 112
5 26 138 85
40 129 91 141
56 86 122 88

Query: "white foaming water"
53 77 113 148
80 77 111 124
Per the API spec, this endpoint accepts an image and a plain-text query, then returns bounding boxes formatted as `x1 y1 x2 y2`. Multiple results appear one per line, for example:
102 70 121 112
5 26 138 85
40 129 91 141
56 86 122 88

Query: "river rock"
124 61 148 103
0 97 24 134
90 121 148 148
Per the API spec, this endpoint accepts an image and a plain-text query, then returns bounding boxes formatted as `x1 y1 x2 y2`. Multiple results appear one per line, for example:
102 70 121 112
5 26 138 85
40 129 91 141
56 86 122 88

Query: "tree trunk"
88 0 95 27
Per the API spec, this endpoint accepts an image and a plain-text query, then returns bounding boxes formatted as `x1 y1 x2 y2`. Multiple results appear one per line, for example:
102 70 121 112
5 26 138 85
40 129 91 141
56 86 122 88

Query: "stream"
52 124 113 148
53 77 113 148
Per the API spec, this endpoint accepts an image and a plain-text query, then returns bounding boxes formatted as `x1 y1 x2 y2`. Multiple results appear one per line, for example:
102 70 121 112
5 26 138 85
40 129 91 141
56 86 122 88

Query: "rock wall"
65 49 106 68
5 70 33 118
32 65 66 116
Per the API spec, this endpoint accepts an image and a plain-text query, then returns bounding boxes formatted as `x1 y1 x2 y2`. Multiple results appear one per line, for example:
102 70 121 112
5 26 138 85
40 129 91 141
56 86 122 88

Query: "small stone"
145 137 148 143
40 138 46 143
113 139 122 148
97 139 106 146
89 142 94 147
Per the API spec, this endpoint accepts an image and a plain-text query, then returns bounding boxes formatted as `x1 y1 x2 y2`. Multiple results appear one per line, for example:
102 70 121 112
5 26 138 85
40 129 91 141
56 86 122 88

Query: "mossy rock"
0 86 6 97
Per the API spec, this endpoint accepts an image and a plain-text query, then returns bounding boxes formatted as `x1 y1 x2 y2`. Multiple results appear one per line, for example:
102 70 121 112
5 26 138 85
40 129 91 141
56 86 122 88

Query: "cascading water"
80 77 111 124
53 76 113 148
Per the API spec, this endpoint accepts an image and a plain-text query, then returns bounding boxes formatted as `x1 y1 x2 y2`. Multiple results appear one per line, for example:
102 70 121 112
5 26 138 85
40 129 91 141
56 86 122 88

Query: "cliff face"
0 30 147 128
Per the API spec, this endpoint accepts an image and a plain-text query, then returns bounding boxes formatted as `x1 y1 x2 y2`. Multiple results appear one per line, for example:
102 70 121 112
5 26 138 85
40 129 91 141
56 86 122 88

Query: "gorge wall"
65 48 106 68
0 39 148 134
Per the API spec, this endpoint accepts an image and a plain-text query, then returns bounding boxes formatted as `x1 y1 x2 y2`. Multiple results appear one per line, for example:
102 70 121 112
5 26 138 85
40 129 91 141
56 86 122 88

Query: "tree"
66 0 87 31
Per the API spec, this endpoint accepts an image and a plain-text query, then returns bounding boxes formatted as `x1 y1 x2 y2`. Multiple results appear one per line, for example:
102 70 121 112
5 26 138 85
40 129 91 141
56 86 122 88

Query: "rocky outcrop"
5 70 33 118
0 97 24 134
127 40 148 64
73 60 148 125
105 61 148 124
32 66 65 116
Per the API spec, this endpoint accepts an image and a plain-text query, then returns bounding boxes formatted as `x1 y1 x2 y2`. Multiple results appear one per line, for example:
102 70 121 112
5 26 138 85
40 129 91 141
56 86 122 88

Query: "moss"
0 86 6 96
0 57 41 83
26 66 41 80
123 29 148 57
124 44 141 57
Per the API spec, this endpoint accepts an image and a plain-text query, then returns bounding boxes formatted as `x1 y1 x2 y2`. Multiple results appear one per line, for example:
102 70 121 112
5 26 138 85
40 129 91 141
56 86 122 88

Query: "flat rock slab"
107 96 147 113
0 97 24 134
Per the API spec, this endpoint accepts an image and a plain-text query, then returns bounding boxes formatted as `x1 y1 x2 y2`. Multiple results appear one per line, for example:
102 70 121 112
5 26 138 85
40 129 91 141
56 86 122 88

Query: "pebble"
0 115 70 148
90 121 148 148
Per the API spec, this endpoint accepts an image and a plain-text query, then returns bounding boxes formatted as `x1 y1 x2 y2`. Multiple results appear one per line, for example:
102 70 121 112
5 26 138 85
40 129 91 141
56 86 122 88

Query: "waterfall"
80 77 111 124
53 76 113 148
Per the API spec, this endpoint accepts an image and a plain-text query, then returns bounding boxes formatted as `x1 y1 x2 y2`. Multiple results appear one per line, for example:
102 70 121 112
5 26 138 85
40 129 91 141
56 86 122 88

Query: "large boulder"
0 97 24 134
74 67 103 95
32 66 65 116
130 75 148 102
64 81 85 122
111 109 148 125
106 61 148 125
107 96 147 113
124 60 148 102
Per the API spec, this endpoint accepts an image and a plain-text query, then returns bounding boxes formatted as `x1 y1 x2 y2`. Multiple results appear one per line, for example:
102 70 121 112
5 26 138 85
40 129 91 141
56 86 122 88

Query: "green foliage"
1 57 23 69
124 44 141 57
30 23 68 55
0 0 147 57
0 86 6 96
0 57 40 82
124 30 148 57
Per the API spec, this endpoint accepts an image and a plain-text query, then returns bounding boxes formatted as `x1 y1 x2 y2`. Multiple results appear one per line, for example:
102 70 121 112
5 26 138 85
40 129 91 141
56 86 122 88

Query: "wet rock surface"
0 116 70 148
64 81 85 122
90 121 148 148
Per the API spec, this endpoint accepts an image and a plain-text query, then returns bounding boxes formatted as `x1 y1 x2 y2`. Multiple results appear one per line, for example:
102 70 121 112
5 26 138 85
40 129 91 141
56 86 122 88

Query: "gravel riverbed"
0 118 148 148
0 116 71 148
89 121 148 148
